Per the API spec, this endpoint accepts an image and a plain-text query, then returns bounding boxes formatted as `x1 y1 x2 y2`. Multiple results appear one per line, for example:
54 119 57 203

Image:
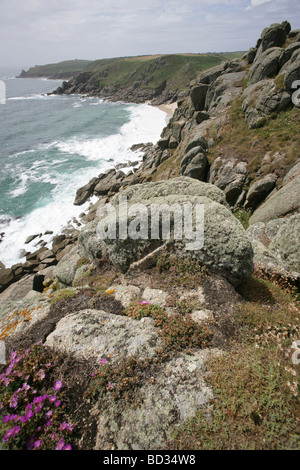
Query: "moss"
50 288 76 306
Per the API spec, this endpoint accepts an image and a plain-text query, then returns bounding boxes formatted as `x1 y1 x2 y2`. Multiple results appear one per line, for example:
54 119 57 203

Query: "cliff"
51 52 245 104
1 21 299 451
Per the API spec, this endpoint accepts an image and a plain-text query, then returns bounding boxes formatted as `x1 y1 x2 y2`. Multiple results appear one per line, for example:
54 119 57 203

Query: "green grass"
18 60 93 78
166 274 300 450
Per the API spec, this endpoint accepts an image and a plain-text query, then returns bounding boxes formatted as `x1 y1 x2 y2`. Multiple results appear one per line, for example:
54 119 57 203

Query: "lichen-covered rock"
208 158 248 206
78 218 104 261
93 349 218 450
248 47 282 85
115 176 227 207
268 214 300 272
244 174 277 210
249 175 300 224
179 147 208 180
242 79 290 128
247 215 300 282
45 309 163 363
99 185 253 285
53 256 80 287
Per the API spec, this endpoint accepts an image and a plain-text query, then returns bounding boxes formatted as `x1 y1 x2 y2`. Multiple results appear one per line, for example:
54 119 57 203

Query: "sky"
0 0 300 68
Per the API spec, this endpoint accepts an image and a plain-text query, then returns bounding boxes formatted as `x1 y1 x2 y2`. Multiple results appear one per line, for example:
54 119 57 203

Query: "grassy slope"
84 53 245 92
18 60 93 78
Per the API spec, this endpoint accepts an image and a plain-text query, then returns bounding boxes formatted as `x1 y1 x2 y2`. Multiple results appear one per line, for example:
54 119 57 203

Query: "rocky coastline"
0 21 299 451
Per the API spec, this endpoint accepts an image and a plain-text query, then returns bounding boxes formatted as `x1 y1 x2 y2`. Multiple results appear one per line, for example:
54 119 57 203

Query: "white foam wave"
54 103 166 164
0 102 167 267
10 174 29 198
8 93 55 101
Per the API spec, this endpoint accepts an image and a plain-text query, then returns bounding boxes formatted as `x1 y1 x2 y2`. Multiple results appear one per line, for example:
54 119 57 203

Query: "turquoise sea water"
0 67 167 267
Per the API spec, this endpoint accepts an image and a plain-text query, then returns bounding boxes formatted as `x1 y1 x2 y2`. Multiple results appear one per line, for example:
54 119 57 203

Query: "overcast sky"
1 0 300 67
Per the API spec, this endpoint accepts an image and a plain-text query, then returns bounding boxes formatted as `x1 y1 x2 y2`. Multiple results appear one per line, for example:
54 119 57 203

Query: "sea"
0 66 167 269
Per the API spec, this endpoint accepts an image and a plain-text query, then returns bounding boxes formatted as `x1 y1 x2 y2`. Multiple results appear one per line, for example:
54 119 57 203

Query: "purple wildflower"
3 428 14 442
56 438 65 450
54 400 61 407
59 422 68 431
37 369 45 380
53 380 62 391
33 440 41 449
48 395 56 403
63 443 72 450
100 358 107 364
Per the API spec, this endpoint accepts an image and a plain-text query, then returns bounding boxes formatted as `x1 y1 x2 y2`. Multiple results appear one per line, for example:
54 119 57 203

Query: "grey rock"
247 47 257 64
53 255 80 287
45 309 163 363
78 218 104 261
279 42 300 68
25 234 39 244
244 174 277 210
205 70 246 112
283 159 300 185
283 59 300 91
249 175 300 225
258 22 288 54
208 158 248 206
180 147 208 181
74 177 99 206
269 214 300 272
102 188 253 286
248 47 282 85
242 79 290 129
190 84 209 111
0 268 15 293
94 350 217 450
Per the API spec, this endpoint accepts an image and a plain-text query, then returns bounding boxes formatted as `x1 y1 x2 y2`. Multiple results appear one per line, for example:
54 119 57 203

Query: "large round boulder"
91 177 253 286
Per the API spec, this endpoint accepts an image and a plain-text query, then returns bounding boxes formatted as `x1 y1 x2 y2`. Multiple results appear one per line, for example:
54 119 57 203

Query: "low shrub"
0 344 74 450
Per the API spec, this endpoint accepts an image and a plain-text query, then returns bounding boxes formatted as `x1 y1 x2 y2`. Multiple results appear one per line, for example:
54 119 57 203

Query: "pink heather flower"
108 382 113 390
63 443 72 450
37 369 45 380
53 380 62 391
100 358 107 364
33 440 41 449
23 410 34 422
56 438 65 450
141 300 148 304
3 429 14 442
12 426 20 437
54 400 61 407
9 396 18 409
26 437 36 450
48 395 56 403
35 405 43 414
46 419 52 427
59 422 69 431
45 410 53 419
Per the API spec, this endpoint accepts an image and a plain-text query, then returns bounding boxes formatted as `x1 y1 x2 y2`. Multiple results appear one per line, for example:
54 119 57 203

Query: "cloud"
0 0 299 66
250 0 273 5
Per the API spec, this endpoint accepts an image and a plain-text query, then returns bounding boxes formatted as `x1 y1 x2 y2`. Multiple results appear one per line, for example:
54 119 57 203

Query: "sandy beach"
156 102 178 117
